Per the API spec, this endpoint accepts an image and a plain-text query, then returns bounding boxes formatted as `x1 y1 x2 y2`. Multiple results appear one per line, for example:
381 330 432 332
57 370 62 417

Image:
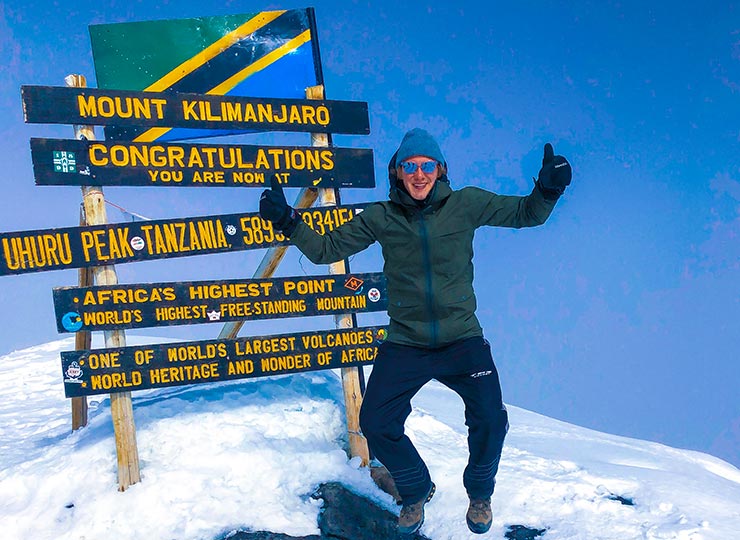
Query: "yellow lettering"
77 95 97 117
182 100 197 120
224 102 242 122
89 144 108 165
227 359 254 375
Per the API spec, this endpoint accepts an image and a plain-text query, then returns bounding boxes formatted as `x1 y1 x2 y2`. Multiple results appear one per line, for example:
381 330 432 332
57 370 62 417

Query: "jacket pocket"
437 286 476 316
388 298 426 322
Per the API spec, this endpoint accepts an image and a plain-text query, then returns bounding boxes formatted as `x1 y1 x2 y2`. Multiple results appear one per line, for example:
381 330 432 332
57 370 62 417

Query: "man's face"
398 155 440 201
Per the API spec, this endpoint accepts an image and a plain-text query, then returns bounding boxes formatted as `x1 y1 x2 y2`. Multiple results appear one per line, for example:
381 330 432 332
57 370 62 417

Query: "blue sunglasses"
400 160 438 174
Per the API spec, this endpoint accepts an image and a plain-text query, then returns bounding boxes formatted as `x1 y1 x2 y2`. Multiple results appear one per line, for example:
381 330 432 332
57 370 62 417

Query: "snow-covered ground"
1 336 739 540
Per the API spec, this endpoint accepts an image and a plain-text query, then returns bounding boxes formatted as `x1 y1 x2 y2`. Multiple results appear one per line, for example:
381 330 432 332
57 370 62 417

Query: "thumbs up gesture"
259 175 299 235
537 143 572 198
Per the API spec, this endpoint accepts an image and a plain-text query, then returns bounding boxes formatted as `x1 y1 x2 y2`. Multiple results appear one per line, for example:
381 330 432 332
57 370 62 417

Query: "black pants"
359 336 509 504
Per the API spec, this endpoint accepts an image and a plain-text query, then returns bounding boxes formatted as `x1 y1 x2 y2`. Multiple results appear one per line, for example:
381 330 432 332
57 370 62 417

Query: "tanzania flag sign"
89 9 324 142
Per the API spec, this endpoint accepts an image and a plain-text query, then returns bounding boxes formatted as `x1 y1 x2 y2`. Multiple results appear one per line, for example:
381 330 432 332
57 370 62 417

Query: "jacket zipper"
418 212 439 347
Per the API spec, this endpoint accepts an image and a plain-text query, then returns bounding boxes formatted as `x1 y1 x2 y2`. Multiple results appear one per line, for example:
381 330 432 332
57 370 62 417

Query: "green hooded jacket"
290 154 558 348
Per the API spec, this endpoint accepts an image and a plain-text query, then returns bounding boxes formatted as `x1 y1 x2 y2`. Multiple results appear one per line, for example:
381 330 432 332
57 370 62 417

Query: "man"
259 128 572 535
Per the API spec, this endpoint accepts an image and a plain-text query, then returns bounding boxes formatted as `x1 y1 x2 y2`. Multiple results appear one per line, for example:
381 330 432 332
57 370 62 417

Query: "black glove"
537 143 572 200
259 175 300 236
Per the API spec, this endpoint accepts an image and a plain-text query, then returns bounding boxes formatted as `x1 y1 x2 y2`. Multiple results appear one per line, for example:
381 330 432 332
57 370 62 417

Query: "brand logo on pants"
470 370 492 378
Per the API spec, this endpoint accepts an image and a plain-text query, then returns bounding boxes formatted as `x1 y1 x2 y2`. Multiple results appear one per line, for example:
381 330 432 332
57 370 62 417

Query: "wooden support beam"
66 74 141 491
71 206 91 431
306 85 370 466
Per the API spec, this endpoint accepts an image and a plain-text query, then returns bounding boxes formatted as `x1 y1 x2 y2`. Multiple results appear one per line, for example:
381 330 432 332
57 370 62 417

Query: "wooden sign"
30 138 375 188
0 204 366 276
61 325 389 397
21 85 370 135
53 273 388 332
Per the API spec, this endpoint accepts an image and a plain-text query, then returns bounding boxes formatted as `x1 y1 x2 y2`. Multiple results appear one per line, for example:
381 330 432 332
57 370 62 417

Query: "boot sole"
466 516 492 534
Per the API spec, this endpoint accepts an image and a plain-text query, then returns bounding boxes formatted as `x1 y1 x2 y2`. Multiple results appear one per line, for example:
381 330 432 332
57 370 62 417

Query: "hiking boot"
370 463 402 504
397 482 436 535
466 497 492 534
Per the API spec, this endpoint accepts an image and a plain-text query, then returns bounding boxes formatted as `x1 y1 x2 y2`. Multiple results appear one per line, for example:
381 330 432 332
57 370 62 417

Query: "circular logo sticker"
374 328 387 342
61 312 83 332
225 224 237 236
130 236 145 251
367 288 381 303
65 361 83 380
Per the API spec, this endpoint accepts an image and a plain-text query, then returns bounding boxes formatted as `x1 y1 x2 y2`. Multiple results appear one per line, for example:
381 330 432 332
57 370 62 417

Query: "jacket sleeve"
288 204 381 264
468 183 558 228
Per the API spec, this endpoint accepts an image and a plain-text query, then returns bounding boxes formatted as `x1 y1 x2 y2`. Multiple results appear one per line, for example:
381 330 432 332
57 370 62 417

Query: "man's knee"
490 407 509 435
360 402 403 442
472 406 509 439
359 404 383 439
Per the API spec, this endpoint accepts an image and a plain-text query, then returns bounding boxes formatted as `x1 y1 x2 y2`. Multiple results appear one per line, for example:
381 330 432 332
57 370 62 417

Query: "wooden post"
66 74 141 490
306 85 370 466
71 205 92 430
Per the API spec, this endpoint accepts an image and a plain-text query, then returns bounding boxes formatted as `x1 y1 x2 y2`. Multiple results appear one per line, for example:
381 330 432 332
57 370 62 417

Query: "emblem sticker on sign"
53 151 76 173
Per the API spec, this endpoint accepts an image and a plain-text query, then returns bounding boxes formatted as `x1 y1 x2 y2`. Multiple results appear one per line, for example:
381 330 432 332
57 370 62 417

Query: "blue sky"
1 0 738 468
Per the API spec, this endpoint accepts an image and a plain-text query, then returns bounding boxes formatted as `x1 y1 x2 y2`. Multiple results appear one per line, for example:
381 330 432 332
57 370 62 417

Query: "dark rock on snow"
504 524 548 540
218 482 429 540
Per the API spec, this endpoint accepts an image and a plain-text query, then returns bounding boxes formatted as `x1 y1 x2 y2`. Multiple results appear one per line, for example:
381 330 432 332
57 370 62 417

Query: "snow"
1 336 739 540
